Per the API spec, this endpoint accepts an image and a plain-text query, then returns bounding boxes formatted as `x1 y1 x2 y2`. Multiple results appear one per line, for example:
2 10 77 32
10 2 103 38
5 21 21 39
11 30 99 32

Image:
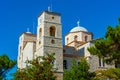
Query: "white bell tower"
36 11 63 80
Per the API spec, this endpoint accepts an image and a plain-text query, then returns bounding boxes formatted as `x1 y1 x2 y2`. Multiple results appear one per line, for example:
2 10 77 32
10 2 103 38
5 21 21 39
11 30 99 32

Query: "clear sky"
0 0 120 70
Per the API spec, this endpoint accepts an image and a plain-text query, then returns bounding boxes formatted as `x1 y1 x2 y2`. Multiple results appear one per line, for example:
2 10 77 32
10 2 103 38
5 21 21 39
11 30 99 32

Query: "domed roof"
70 21 88 32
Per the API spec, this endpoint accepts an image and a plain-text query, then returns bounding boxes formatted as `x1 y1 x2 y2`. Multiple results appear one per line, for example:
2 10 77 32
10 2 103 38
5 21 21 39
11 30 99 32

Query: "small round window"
51 39 55 44
52 16 54 19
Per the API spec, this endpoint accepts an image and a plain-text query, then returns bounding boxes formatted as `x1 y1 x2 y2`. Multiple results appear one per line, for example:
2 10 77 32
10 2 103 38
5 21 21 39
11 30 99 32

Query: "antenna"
32 22 35 34
50 1 52 12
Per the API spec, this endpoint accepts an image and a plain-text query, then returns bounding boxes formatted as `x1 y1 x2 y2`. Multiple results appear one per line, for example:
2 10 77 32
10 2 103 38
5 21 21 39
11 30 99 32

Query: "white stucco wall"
22 42 34 68
65 31 92 46
65 32 82 45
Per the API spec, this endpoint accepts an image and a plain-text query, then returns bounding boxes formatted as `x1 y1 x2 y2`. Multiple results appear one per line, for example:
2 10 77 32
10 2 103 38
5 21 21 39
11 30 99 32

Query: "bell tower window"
39 28 42 37
50 26 55 37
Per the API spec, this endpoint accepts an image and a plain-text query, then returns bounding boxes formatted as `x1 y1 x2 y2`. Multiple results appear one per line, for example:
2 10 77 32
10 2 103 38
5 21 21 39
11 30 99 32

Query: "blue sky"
0 0 120 76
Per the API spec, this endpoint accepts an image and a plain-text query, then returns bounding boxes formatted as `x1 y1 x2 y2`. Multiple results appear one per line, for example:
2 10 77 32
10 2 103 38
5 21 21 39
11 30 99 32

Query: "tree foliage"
13 53 56 80
0 54 16 79
88 19 120 67
95 68 120 80
63 58 96 80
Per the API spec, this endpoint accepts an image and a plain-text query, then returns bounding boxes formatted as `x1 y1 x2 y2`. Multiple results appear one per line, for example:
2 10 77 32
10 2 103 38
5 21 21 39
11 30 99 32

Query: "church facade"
17 10 114 80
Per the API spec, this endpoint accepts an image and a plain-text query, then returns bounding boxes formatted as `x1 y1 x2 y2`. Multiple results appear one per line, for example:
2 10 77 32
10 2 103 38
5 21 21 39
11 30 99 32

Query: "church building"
17 10 114 80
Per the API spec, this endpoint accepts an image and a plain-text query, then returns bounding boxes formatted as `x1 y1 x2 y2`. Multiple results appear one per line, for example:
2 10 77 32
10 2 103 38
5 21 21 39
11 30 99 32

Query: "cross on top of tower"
27 28 29 32
77 20 80 26
48 6 51 12
48 1 52 12
26 28 31 33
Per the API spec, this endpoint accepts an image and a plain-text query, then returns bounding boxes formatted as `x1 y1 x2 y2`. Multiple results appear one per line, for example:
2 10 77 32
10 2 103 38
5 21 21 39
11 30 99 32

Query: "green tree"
63 58 96 80
88 18 120 67
0 54 16 79
13 53 56 80
95 68 120 80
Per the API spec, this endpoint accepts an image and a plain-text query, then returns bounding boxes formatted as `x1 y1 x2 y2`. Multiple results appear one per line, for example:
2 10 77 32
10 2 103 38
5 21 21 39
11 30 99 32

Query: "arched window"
50 26 55 36
67 38 69 44
63 60 67 69
39 28 42 37
51 60 55 64
85 36 88 42
99 58 105 67
74 35 78 41
78 62 80 64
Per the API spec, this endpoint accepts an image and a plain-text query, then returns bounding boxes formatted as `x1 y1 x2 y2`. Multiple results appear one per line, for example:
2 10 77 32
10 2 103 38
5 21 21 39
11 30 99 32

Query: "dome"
70 26 88 32
70 21 88 32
